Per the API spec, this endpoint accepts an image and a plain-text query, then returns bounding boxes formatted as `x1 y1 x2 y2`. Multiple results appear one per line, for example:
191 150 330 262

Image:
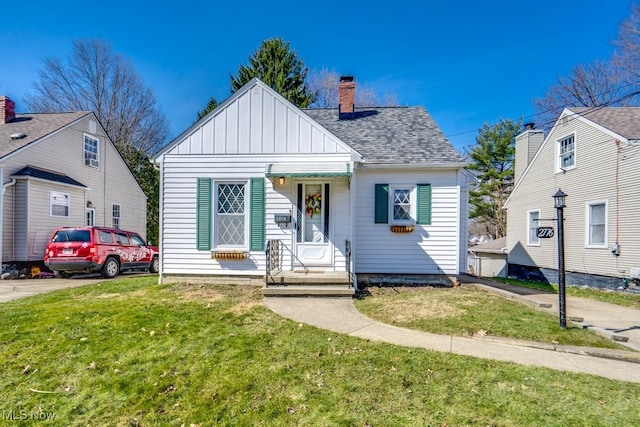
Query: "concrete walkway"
264 287 640 384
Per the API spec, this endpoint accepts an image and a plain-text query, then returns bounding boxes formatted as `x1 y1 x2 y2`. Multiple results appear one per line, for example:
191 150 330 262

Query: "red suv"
44 227 159 278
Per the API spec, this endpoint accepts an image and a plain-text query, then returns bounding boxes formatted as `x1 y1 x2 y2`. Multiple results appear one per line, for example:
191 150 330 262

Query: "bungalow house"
0 96 147 268
152 77 469 294
505 108 640 289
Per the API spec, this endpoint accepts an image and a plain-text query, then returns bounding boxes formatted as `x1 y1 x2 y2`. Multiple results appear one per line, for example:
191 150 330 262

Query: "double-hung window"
50 191 70 217
84 134 100 168
586 201 607 247
375 183 431 225
557 134 575 171
196 178 265 252
112 204 121 229
215 182 247 248
527 210 540 246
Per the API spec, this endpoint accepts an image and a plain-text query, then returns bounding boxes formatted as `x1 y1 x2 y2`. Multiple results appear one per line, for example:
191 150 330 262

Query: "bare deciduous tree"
307 68 399 108
532 60 631 130
614 3 640 82
25 39 168 155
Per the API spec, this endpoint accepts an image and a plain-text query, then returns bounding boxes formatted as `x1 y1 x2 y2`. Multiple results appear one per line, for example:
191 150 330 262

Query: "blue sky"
0 0 635 154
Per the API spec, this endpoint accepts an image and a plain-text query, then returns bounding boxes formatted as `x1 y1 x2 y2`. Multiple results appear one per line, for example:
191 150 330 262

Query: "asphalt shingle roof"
0 112 90 159
568 107 640 140
12 165 86 187
303 106 464 165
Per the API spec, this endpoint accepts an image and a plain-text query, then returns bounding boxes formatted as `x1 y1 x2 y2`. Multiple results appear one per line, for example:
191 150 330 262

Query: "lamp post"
553 189 567 329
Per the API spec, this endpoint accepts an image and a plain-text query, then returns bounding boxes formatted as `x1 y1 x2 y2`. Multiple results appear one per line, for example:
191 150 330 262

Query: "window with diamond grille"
217 183 246 246
393 189 412 221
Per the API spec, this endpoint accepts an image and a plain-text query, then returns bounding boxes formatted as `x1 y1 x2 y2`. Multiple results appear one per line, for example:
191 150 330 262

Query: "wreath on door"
305 193 322 217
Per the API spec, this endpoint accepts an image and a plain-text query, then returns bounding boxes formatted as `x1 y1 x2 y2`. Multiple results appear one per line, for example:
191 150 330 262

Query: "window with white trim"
586 201 607 247
50 191 70 217
215 182 247 248
111 204 121 229
557 134 575 171
84 134 100 168
390 185 415 224
527 210 540 245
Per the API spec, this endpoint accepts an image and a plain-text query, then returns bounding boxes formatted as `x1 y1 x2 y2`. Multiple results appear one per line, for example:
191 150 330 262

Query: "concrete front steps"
262 270 354 297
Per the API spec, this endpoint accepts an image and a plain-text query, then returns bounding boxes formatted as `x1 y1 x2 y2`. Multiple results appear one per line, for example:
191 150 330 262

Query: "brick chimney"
0 96 16 124
338 76 355 119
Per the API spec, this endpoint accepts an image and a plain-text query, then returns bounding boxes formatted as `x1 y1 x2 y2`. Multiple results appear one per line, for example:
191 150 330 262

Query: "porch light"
553 189 566 209
278 177 285 185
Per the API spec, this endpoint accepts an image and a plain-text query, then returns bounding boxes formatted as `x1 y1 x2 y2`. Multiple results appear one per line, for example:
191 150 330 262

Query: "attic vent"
89 120 96 133
10 132 26 139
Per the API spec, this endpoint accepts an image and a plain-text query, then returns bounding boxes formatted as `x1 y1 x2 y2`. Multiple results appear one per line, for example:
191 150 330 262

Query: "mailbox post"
553 189 567 329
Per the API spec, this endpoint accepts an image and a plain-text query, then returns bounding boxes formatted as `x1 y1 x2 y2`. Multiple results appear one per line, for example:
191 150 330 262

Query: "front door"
295 182 332 266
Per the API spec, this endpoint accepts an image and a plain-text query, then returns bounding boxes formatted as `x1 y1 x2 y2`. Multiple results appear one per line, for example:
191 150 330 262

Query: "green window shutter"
417 184 432 225
375 184 389 224
196 178 212 250
250 177 265 251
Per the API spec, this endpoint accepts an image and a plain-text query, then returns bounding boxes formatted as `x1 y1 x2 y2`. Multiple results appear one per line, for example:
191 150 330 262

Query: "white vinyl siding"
160 154 352 276
355 169 460 275
586 200 607 248
527 210 540 246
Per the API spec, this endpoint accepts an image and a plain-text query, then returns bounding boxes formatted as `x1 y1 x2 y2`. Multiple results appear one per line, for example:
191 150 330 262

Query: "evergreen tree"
467 118 523 239
230 38 313 107
196 97 218 121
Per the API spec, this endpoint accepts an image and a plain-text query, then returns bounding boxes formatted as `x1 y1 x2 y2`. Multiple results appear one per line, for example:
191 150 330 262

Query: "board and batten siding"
354 168 461 275
166 83 351 157
507 114 640 278
160 154 352 276
0 114 147 262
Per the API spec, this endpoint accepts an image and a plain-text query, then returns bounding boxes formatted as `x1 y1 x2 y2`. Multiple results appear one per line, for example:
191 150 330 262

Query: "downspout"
1 166 17 267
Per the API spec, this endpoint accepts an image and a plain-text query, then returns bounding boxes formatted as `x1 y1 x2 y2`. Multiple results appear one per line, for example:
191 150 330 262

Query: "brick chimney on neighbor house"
0 96 16 124
338 76 355 119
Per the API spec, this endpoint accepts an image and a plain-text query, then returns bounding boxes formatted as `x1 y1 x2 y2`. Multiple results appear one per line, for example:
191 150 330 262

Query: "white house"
0 96 147 268
505 108 640 289
152 77 468 294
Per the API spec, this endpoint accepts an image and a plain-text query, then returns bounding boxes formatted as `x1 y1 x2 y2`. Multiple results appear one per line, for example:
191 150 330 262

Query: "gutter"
356 162 468 170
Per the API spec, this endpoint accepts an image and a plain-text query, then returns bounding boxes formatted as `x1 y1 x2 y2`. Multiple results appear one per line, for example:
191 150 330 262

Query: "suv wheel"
101 257 120 278
149 256 159 274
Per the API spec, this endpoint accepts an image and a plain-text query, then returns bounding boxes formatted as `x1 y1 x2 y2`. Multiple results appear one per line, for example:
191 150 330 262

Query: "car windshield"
52 230 91 243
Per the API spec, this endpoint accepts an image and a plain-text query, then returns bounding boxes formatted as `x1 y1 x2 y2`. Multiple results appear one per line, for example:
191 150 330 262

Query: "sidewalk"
464 276 640 352
264 287 640 384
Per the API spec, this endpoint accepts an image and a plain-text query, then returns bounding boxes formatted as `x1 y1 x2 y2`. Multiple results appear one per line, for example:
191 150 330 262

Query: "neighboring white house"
152 77 468 292
0 96 147 266
505 108 640 289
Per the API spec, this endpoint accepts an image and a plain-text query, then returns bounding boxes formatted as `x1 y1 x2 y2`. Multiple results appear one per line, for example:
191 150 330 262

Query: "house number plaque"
536 227 555 238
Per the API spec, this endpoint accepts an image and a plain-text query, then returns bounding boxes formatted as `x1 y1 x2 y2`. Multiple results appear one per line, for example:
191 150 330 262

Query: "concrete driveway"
0 273 151 303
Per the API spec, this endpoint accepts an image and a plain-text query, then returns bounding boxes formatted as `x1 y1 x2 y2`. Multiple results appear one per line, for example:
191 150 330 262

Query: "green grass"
1 277 639 426
493 277 640 309
355 285 626 349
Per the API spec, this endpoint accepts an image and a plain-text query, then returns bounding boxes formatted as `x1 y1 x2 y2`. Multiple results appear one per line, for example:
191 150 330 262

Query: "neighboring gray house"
152 77 469 293
0 96 147 266
468 237 507 278
505 108 640 289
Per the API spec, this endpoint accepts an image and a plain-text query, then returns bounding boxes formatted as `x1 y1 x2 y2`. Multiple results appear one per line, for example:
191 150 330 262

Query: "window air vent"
90 159 99 167
10 132 26 139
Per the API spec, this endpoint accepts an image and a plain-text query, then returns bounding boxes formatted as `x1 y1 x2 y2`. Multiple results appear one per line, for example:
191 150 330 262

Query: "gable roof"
153 78 359 160
568 107 640 140
0 112 91 160
12 165 86 188
303 107 464 166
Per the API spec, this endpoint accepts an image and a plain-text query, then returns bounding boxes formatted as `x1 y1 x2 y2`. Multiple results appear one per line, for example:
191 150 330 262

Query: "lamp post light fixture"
553 188 567 329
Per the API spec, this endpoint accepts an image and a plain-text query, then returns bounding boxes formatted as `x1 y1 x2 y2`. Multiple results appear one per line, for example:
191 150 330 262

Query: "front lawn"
355 285 626 349
1 277 638 426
